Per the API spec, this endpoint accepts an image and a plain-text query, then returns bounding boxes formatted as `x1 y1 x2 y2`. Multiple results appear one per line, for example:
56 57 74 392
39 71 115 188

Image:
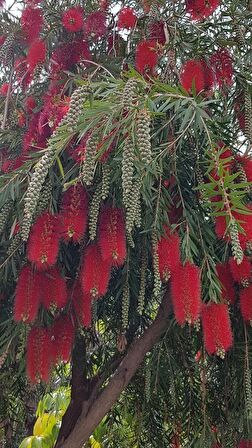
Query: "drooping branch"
58 289 171 448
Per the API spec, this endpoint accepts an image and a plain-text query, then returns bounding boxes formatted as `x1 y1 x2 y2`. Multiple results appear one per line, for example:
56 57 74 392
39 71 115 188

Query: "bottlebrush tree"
1 0 252 447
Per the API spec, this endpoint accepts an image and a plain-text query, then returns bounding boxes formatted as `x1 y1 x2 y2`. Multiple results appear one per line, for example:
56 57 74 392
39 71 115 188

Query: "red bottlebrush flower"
235 155 252 182
148 21 166 45
84 12 107 40
0 83 9 96
27 39 46 72
14 265 42 323
216 263 236 304
40 268 68 310
210 48 233 88
180 59 214 94
98 207 126 267
201 303 233 357
62 7 84 33
72 281 92 328
21 6 44 44
26 326 52 383
60 184 88 242
18 111 26 127
0 35 6 46
27 212 61 270
80 244 111 299
171 262 201 325
186 0 220 20
118 7 137 30
67 135 88 163
214 215 229 241
229 256 251 285
50 40 91 74
239 440 252 448
50 315 75 363
233 209 252 250
15 56 33 90
157 226 181 282
240 286 252 323
135 40 158 75
25 96 36 113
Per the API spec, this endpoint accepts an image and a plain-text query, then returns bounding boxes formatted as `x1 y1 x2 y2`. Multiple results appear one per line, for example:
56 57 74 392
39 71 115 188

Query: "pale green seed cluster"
89 184 102 240
0 34 14 64
244 88 252 143
122 136 134 209
229 219 244 265
121 282 130 330
101 164 110 200
234 23 246 47
144 362 152 403
35 181 52 217
7 232 22 258
21 147 54 241
152 232 161 297
125 178 142 235
138 250 147 315
245 364 252 416
81 133 99 186
122 78 138 109
61 85 91 133
0 201 13 234
136 109 152 166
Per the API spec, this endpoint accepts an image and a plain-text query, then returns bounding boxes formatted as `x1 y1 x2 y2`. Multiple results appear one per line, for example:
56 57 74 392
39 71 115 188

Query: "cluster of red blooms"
180 50 233 94
186 0 220 20
14 199 126 382
238 441 252 448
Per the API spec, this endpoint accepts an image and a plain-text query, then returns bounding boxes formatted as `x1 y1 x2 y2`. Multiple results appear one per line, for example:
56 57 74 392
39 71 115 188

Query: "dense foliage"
1 0 252 446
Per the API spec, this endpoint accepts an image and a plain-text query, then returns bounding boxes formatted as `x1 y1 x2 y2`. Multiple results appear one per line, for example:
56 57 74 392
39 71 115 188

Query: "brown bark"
57 289 171 448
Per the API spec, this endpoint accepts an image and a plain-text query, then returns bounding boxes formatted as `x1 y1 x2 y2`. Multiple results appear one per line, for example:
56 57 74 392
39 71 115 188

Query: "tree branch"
58 289 172 448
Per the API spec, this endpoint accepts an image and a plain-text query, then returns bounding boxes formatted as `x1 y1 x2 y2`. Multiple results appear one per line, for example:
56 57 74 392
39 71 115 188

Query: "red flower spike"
98 207 126 267
135 39 158 75
216 263 236 304
14 265 42 323
60 184 88 242
40 268 68 310
229 256 251 285
118 8 137 30
27 39 46 72
50 316 75 363
201 303 233 357
210 48 233 88
84 12 107 40
171 262 201 325
157 226 181 282
180 59 214 94
26 326 52 383
186 0 220 20
27 212 61 270
240 286 252 323
25 96 36 113
62 7 84 33
0 83 9 96
50 40 91 74
21 6 44 44
80 244 111 299
72 281 92 328
239 440 252 448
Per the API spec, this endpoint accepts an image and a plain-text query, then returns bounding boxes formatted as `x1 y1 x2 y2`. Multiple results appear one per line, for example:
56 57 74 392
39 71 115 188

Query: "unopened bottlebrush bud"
26 326 52 383
40 268 68 310
14 265 42 323
98 206 126 267
157 225 181 282
171 262 201 325
201 303 233 357
60 183 88 242
80 244 111 299
27 212 61 270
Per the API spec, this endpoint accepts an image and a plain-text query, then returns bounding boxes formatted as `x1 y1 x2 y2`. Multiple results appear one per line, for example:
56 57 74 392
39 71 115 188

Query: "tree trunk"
57 289 171 448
